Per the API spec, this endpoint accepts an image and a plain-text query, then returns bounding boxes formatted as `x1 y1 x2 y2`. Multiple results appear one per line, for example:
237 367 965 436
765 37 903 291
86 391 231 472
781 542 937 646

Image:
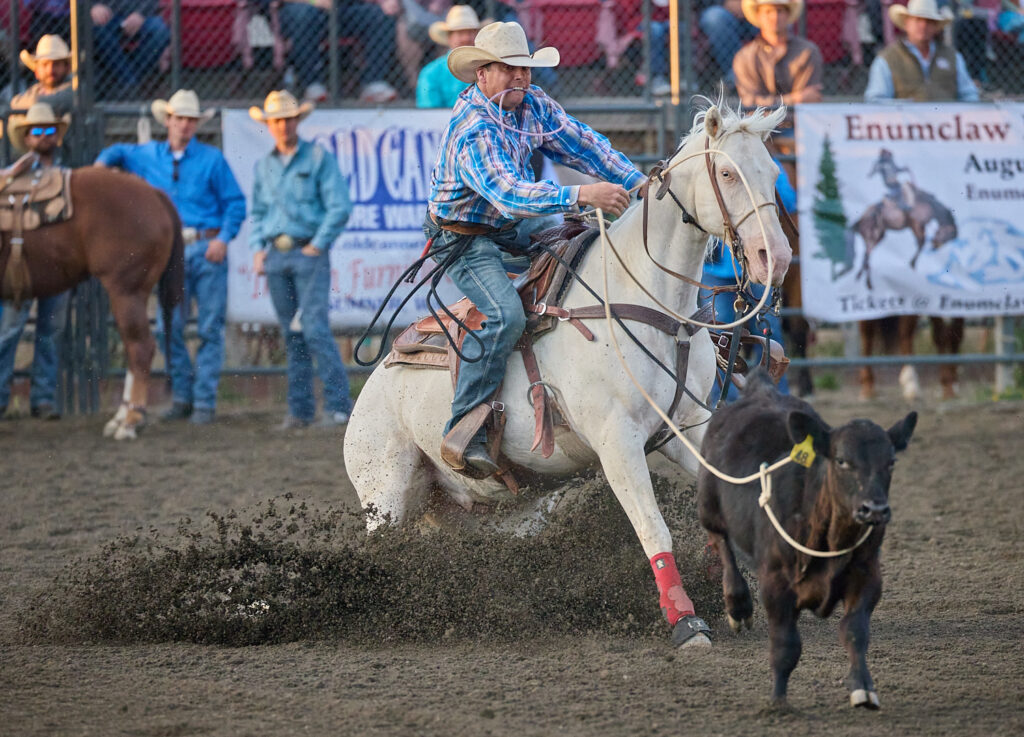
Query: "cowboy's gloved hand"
205 239 227 264
578 182 630 218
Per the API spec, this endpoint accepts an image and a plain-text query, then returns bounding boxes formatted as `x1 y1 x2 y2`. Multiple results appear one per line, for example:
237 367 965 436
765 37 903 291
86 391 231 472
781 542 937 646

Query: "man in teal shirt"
249 90 353 429
416 5 485 108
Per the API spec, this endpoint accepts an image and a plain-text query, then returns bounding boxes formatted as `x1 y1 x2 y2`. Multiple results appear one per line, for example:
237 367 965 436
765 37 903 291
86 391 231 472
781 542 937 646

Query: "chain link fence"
2 0 1022 108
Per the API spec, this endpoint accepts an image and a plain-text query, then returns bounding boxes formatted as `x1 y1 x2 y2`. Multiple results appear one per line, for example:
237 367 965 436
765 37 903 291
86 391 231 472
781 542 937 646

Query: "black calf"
697 373 916 708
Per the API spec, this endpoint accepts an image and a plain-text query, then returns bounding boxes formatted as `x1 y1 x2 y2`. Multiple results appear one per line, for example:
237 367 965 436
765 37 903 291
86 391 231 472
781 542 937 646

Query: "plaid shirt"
429 84 644 228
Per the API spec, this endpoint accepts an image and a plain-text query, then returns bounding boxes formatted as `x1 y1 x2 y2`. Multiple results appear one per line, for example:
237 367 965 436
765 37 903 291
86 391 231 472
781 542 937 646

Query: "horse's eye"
836 458 851 470
721 169 732 179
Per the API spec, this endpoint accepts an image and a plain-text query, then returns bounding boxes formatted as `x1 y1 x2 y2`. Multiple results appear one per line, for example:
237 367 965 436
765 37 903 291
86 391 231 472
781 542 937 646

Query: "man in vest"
864 0 979 102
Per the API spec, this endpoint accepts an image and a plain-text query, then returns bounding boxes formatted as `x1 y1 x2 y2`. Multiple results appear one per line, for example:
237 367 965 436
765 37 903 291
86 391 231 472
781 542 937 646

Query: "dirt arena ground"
1 382 1022 737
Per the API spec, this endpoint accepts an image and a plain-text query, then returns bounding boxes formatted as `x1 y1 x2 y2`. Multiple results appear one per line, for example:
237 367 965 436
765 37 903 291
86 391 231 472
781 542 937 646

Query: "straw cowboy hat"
9 102 70 153
249 90 314 123
447 21 560 84
890 0 953 29
429 5 488 46
20 35 71 71
741 0 804 27
151 89 215 126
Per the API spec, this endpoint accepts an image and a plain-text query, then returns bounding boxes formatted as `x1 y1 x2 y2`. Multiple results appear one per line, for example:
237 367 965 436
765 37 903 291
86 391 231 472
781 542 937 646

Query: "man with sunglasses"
95 90 246 425
0 103 70 421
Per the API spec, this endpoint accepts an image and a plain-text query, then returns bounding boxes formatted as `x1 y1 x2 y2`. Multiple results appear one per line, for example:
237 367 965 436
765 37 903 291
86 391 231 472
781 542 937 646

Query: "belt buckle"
182 226 197 244
273 234 295 252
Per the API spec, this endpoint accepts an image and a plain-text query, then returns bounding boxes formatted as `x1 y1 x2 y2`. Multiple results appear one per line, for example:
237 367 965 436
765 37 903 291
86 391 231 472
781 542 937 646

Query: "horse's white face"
678 107 792 287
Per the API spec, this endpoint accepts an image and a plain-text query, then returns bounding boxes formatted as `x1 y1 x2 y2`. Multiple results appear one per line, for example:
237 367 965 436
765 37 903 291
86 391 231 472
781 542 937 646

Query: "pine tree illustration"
812 136 851 280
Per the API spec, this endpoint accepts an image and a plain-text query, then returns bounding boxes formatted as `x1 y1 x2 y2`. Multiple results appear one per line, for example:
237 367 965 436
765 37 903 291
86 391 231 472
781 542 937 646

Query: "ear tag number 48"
790 435 816 468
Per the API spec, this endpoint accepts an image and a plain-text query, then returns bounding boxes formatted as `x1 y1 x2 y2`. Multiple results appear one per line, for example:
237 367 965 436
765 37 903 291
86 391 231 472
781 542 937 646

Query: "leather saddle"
0 167 74 305
0 167 72 231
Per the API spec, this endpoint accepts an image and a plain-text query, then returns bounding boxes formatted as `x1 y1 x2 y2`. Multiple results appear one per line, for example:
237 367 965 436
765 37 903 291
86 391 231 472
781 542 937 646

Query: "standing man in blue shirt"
249 91 353 430
427 22 644 475
416 5 485 109
95 90 246 425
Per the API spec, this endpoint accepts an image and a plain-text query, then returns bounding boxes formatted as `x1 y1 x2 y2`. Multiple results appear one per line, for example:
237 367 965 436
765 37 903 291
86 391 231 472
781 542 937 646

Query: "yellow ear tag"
790 435 816 468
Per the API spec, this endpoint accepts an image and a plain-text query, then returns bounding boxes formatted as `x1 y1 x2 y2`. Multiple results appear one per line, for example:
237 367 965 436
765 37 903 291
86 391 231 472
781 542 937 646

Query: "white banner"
221 108 461 329
795 103 1024 321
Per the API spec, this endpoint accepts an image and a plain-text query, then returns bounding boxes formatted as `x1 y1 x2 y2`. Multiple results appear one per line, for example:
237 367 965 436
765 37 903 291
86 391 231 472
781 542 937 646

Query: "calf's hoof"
672 614 712 648
850 689 880 710
727 614 753 633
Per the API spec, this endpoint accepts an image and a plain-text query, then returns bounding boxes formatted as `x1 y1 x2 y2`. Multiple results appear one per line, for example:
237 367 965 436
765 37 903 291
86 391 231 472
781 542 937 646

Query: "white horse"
344 103 792 647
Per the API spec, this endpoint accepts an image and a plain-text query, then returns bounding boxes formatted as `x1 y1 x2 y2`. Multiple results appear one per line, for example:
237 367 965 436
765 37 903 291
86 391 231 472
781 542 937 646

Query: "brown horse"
851 188 963 400
0 167 184 438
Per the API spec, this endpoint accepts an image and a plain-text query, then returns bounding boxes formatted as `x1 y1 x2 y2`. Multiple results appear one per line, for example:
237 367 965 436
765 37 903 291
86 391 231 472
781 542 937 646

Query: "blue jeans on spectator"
0 293 69 410
698 273 788 406
699 6 757 84
265 248 351 422
93 15 170 91
649 21 687 80
156 241 228 412
424 215 559 435
278 2 396 90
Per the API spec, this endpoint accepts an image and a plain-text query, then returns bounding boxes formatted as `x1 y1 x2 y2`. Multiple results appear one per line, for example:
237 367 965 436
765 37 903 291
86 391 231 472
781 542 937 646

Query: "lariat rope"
595 206 874 559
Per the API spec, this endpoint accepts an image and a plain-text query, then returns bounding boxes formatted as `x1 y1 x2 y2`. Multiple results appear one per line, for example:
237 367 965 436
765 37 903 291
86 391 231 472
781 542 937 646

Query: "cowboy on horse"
424 21 646 476
868 148 914 210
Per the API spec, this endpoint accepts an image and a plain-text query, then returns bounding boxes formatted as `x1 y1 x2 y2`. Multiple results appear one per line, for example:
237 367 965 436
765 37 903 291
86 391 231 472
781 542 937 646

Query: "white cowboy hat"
447 21 560 84
889 0 953 30
151 89 215 126
429 5 487 46
249 89 314 123
741 0 805 27
9 102 71 153
20 35 71 71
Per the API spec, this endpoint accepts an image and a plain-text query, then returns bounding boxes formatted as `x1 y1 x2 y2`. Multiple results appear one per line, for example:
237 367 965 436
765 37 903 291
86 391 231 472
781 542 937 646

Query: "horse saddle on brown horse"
0 166 74 304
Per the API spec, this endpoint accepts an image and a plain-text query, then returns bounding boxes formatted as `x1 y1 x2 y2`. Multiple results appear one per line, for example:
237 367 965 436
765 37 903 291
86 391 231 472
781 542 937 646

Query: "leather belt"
182 227 220 245
429 212 516 237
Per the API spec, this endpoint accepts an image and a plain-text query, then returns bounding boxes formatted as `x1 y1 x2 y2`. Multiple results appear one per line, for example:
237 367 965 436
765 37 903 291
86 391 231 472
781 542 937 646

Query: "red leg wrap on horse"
650 552 695 626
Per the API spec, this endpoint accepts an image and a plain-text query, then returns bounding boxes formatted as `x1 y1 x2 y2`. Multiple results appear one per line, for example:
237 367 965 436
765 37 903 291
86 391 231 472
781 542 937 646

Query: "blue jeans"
93 15 170 89
0 292 69 409
265 248 351 421
156 241 228 411
278 2 396 89
698 272 788 405
698 6 757 83
424 215 559 435
650 21 687 79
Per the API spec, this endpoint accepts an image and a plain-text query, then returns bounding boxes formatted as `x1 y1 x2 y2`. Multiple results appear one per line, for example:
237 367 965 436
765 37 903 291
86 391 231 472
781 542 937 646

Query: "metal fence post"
170 0 182 93
994 317 1016 395
328 0 340 102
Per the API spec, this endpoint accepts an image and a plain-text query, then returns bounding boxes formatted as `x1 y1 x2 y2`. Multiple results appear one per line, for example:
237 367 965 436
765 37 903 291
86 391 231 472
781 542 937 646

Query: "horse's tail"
156 190 185 361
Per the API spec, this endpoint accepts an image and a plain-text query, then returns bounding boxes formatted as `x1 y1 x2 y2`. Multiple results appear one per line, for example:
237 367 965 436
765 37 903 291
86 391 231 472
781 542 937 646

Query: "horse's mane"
681 95 787 148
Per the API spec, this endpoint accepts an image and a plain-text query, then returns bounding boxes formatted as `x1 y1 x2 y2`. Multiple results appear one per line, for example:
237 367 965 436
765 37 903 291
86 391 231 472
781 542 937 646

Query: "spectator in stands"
864 0 979 101
90 1 171 99
12 34 73 114
0 103 71 421
733 0 823 108
998 0 1024 43
416 5 485 108
249 91 354 429
700 0 759 87
275 0 399 103
95 90 247 425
